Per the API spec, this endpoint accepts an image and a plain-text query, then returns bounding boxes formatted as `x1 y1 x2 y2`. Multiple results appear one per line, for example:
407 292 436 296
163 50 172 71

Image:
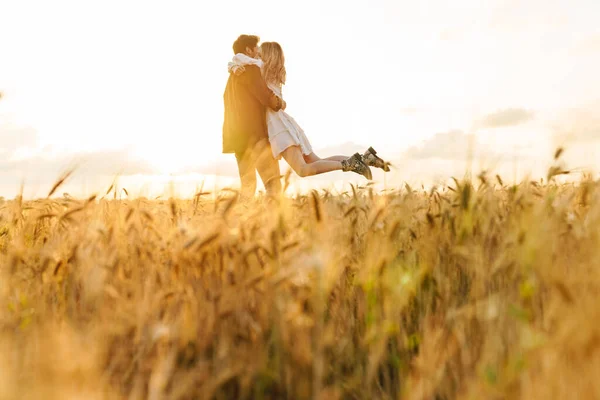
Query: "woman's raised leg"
283 146 342 177
303 152 348 163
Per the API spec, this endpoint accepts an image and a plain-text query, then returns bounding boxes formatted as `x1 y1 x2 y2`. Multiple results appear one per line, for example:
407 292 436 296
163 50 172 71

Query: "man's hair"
233 35 260 55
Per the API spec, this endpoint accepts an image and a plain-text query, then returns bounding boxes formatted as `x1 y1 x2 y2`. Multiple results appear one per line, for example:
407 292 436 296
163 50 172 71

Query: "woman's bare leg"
323 155 349 162
303 152 348 163
283 146 342 177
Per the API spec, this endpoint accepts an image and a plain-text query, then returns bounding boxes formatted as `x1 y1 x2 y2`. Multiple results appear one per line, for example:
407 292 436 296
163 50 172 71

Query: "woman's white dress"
265 83 313 159
227 54 313 159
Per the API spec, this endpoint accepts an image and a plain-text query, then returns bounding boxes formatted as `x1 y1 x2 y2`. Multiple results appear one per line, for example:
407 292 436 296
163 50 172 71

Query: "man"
222 34 285 199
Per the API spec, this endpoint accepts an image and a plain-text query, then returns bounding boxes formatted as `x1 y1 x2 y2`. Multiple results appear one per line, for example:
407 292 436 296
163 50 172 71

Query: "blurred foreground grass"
1 170 599 399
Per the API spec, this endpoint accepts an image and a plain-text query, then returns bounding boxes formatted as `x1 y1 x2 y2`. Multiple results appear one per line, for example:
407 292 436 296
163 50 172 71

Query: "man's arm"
240 66 284 111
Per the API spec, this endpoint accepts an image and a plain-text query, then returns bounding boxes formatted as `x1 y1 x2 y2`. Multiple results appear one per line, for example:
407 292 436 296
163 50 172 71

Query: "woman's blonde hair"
260 42 286 86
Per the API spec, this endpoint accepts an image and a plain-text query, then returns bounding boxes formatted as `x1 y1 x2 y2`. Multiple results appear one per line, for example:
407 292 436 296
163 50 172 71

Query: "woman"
228 42 390 180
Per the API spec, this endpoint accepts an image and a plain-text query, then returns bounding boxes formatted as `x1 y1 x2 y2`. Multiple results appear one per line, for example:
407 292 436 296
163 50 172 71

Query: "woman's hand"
233 65 245 76
227 62 246 76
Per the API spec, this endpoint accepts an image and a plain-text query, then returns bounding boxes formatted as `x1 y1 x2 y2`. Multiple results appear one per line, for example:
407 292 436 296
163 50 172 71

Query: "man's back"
222 65 281 156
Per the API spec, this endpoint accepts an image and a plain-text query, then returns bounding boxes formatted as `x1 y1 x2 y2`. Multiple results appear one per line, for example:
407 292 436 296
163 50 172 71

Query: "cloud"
571 34 600 56
384 127 551 187
479 108 535 129
438 26 467 42
0 148 157 186
548 102 600 171
72 149 157 176
489 0 569 34
552 101 600 144
0 115 163 196
398 107 420 116
400 129 539 164
0 121 37 152
404 130 484 161
184 158 239 178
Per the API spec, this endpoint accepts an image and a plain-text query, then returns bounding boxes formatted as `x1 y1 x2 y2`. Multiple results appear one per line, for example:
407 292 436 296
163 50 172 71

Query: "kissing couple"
222 34 390 198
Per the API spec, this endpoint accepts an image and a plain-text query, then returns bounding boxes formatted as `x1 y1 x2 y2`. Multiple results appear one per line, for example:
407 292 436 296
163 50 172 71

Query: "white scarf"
227 53 263 74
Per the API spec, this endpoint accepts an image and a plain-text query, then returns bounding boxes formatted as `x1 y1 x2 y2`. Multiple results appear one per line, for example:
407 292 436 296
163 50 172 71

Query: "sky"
1 0 599 198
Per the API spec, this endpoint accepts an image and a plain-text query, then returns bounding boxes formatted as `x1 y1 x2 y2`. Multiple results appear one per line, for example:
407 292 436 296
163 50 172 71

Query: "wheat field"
1 162 599 399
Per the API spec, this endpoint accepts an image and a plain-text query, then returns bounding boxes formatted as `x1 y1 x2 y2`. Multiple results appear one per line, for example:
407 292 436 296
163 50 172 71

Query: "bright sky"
1 0 599 198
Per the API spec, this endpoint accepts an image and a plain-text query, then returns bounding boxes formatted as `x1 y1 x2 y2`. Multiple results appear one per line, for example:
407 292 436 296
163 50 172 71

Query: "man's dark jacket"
222 65 282 156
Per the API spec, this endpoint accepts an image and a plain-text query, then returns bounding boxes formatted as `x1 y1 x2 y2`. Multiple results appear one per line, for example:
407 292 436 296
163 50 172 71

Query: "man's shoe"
342 153 373 180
